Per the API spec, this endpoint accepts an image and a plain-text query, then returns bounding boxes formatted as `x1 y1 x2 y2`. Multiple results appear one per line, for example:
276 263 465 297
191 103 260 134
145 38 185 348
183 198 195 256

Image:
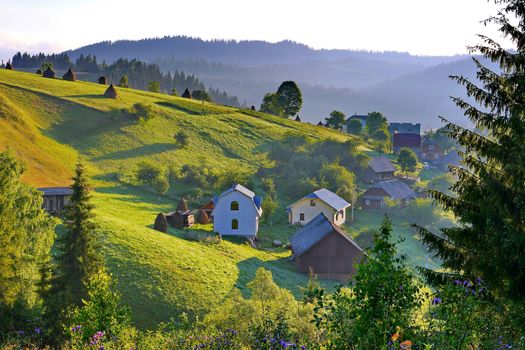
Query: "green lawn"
1 69 354 329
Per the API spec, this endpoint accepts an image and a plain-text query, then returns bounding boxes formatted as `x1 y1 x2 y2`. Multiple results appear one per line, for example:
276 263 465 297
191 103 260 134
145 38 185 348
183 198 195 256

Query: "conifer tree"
419 0 525 300
45 162 102 334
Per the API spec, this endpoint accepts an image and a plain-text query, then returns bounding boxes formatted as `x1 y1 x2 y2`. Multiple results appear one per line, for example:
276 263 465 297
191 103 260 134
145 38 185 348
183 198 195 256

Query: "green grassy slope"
0 69 358 328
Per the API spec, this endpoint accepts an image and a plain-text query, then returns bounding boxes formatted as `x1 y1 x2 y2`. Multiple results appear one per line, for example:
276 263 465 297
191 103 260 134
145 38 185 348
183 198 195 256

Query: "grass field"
0 69 441 329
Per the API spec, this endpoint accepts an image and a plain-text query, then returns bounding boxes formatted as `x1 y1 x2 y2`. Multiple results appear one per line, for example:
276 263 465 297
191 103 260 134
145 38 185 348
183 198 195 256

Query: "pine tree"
45 162 102 335
418 0 525 300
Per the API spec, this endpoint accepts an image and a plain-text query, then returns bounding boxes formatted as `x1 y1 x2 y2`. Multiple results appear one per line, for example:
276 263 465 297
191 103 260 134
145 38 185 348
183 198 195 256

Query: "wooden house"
361 179 417 209
211 183 262 237
290 213 364 281
421 139 445 162
38 187 73 216
393 133 422 155
364 156 396 183
287 188 351 226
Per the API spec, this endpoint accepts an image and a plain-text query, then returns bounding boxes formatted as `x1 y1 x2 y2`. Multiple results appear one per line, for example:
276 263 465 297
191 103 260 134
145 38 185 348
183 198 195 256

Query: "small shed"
421 139 445 162
361 179 417 209
38 187 73 216
364 156 396 183
291 213 364 281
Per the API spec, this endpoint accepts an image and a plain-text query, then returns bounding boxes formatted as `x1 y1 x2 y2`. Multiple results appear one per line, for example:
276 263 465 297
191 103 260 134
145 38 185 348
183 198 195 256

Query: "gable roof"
291 213 363 257
393 133 422 148
287 188 350 212
214 183 262 215
37 187 73 196
366 179 417 200
389 122 421 135
368 156 396 173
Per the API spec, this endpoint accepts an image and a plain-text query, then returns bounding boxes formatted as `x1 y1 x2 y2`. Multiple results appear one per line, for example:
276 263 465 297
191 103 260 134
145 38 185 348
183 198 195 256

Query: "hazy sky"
0 0 509 62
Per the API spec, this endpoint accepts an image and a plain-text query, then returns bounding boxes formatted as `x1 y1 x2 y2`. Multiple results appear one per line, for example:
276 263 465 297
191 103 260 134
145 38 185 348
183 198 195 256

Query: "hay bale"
5 62 12 70
104 84 118 99
176 198 189 212
36 69 42 75
197 210 209 224
62 68 76 81
98 76 107 85
172 211 184 229
153 213 168 233
181 88 192 99
43 67 55 79
295 115 301 122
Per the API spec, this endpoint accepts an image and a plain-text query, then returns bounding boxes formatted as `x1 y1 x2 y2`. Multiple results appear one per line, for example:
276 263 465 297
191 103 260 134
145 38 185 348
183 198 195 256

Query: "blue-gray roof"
290 213 362 257
369 156 396 173
254 196 262 210
367 179 417 200
38 187 73 196
304 188 350 211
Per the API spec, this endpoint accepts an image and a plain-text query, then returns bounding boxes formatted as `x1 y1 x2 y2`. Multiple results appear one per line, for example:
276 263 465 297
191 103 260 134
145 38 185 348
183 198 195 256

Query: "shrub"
152 176 169 195
154 213 168 233
147 81 160 93
98 76 106 85
174 130 189 148
136 162 164 185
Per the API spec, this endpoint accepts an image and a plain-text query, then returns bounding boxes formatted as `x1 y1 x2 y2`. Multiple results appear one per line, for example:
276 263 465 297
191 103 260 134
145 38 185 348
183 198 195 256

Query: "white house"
211 183 263 237
287 188 351 226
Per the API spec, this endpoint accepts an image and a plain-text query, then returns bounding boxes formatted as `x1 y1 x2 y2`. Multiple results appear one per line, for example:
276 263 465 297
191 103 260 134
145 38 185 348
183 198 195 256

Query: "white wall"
289 198 346 226
212 191 259 236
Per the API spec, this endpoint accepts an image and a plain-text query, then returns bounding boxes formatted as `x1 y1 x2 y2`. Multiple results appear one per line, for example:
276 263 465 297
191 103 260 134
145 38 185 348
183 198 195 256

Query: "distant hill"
64 36 477 128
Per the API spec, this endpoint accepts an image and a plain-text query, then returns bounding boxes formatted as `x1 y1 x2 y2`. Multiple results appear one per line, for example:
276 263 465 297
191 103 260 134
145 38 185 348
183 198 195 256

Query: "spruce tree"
419 0 525 300
45 162 102 334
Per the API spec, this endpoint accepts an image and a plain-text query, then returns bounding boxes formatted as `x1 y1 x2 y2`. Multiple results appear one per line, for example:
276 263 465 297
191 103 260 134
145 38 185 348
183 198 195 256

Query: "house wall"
212 191 259 237
295 231 364 281
421 144 445 162
42 194 70 215
289 198 345 226
361 188 389 209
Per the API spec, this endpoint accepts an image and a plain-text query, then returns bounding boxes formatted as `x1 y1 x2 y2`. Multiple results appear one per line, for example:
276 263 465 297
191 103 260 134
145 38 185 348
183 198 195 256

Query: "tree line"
10 52 241 107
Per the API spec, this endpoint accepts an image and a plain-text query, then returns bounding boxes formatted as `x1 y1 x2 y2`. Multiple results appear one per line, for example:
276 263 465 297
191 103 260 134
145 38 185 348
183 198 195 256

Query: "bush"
174 130 189 148
136 162 164 185
153 176 169 195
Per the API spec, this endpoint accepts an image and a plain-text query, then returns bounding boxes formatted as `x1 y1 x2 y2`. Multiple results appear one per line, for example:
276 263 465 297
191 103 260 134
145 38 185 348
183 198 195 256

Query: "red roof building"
393 133 421 155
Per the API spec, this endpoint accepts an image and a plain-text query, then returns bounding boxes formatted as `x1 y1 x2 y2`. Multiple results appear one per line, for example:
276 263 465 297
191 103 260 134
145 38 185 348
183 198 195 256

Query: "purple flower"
16 330 24 335
34 327 41 334
432 297 442 305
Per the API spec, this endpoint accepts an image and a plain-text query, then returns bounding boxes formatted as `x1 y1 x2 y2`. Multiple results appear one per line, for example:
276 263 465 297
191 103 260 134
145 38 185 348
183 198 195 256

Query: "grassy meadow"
0 69 443 329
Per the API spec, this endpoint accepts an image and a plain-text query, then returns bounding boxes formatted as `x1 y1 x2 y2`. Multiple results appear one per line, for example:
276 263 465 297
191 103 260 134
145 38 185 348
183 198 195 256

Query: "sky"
0 0 511 62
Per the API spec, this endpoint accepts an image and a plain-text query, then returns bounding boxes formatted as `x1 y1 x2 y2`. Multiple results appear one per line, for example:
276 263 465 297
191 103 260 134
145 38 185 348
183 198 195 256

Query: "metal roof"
368 156 396 173
304 188 351 211
214 183 262 216
367 179 417 200
37 187 73 196
290 213 363 257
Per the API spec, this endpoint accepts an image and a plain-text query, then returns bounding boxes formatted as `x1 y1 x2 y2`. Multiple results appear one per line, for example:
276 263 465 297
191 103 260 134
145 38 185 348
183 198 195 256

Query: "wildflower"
391 332 400 342
432 297 442 305
34 327 41 334
400 340 412 349
16 330 24 336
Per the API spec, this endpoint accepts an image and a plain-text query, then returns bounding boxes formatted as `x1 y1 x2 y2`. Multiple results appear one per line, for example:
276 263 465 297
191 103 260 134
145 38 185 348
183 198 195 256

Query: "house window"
230 201 239 211
231 219 238 230
310 199 316 206
299 213 305 221
365 199 370 206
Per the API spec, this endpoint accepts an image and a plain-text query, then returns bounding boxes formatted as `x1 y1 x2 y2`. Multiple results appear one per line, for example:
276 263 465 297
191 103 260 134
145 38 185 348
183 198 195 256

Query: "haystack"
250 105 256 111
98 76 107 85
153 213 168 233
181 88 192 99
172 211 184 229
295 115 301 122
36 69 42 75
104 84 118 99
43 67 55 79
176 198 189 212
5 62 12 70
62 68 76 81
196 210 209 225
317 121 323 126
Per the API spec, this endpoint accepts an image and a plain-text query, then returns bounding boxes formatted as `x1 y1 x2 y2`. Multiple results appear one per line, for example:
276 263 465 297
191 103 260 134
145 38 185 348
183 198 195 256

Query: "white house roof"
288 188 351 212
213 183 262 215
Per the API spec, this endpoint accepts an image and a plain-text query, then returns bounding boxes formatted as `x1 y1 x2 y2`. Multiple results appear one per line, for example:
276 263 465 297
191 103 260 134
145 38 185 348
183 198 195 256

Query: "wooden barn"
393 133 422 155
361 179 417 209
364 156 396 183
421 139 445 162
38 187 73 216
290 213 364 281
